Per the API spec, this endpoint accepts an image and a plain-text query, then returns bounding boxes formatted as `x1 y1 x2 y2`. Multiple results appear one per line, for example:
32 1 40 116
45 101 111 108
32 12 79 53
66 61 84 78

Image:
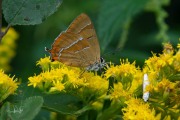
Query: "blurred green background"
2 0 180 80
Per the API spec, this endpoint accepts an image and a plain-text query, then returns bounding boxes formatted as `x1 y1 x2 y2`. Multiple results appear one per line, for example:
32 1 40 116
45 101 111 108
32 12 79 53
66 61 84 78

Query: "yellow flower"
50 81 65 92
144 50 174 86
28 59 85 92
28 75 43 88
82 72 108 92
105 59 138 79
173 51 180 71
110 70 142 100
110 83 129 100
29 57 109 101
36 56 51 71
28 68 65 91
122 98 159 120
156 78 175 92
69 72 108 101
0 27 19 71
145 43 175 76
105 59 142 100
0 70 18 102
177 43 180 49
160 54 173 66
129 69 143 93
50 61 63 69
163 43 174 54
145 54 166 72
61 67 84 88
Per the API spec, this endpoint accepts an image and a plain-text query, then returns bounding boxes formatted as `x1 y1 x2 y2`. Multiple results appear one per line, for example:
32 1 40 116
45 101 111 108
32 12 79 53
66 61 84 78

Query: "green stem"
117 18 131 49
102 77 114 111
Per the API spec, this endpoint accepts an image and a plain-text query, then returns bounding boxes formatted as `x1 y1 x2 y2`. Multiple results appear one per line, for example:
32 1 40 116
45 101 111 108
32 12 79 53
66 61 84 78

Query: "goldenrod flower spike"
0 70 18 102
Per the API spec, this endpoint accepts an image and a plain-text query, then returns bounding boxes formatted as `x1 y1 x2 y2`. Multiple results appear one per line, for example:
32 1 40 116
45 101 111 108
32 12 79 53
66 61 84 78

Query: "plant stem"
102 77 114 111
0 0 11 43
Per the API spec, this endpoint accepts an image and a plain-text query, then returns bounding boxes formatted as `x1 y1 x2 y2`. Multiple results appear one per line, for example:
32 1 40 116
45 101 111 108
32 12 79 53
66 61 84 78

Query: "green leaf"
168 74 180 82
43 93 84 115
2 0 62 25
2 96 44 120
0 102 11 120
97 102 123 120
97 0 149 52
74 105 93 115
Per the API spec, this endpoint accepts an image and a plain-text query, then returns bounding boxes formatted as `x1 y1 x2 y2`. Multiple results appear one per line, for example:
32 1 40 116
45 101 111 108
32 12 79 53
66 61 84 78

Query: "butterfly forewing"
67 14 100 63
47 13 101 67
67 13 92 34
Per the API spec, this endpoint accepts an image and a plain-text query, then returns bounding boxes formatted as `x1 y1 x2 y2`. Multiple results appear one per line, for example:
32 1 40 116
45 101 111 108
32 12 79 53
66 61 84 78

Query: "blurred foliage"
97 0 149 52
0 28 18 71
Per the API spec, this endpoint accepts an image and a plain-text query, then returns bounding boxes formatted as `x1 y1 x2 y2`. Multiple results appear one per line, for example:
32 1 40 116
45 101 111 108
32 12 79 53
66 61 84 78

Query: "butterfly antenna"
102 47 123 57
79 69 86 78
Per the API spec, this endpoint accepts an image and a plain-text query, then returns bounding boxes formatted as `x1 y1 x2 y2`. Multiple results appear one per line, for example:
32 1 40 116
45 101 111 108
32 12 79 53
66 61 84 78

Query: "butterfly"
46 13 105 71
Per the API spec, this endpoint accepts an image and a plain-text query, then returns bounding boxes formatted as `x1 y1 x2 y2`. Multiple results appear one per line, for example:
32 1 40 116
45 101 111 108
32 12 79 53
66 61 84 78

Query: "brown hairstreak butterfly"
45 13 106 71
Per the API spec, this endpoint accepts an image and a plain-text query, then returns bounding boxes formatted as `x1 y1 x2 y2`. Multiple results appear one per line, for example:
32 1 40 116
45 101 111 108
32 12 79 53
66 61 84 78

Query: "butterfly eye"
45 47 49 51
100 57 105 63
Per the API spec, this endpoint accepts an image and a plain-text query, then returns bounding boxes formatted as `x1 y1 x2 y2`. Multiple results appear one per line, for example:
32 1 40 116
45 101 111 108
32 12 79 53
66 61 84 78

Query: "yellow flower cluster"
0 70 18 102
28 42 180 119
105 59 138 79
28 57 108 101
122 98 160 120
0 28 19 71
143 43 180 119
143 43 179 92
105 59 142 100
29 59 84 91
